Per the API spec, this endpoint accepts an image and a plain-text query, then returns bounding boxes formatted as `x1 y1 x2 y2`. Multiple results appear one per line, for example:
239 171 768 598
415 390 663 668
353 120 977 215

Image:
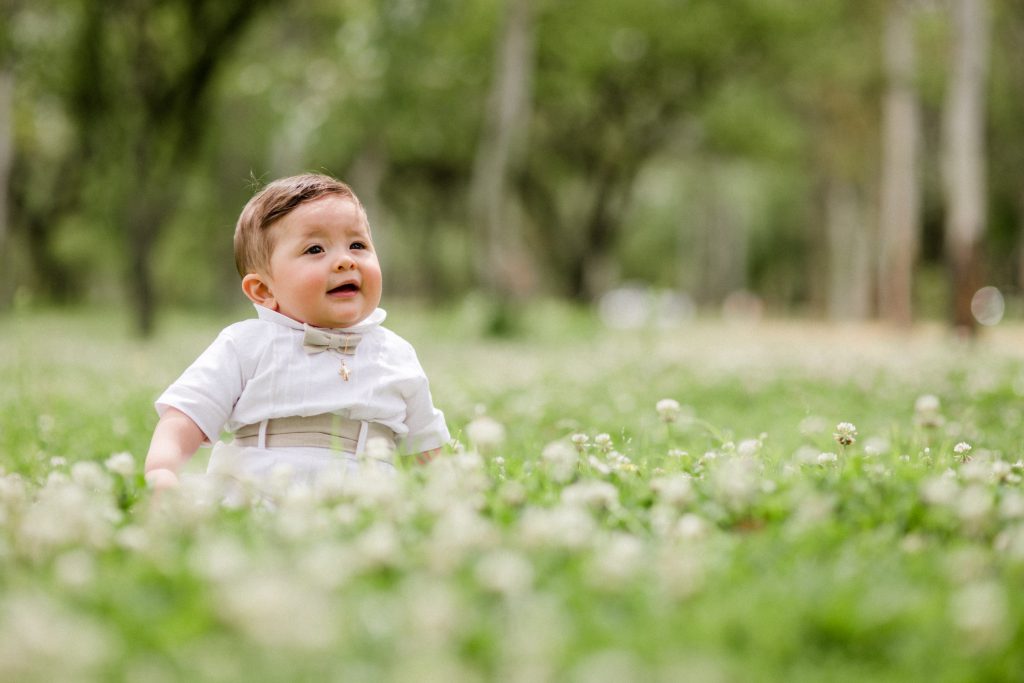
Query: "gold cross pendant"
339 360 351 381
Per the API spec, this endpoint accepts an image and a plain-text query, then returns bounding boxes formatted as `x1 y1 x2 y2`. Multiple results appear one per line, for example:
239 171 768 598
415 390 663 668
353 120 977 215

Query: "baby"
144 173 449 492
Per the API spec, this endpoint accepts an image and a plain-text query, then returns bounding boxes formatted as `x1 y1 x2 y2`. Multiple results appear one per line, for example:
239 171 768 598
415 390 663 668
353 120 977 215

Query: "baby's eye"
304 245 324 255
350 241 367 250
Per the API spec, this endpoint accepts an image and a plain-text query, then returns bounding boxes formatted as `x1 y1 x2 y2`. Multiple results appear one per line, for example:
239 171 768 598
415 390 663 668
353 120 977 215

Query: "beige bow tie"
303 325 361 379
303 325 362 354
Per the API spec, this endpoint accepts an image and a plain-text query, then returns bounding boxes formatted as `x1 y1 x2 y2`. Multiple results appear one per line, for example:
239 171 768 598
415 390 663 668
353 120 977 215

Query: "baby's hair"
234 173 365 277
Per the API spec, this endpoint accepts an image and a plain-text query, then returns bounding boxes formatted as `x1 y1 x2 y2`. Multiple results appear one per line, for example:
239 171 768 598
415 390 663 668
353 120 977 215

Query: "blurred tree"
942 0 989 333
0 8 12 306
878 0 922 327
761 0 879 319
8 0 269 334
3 0 1020 327
469 0 535 334
988 0 1024 291
518 0 760 301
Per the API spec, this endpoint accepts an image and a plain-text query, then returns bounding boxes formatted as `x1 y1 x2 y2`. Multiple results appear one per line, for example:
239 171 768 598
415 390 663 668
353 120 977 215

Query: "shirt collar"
254 305 387 333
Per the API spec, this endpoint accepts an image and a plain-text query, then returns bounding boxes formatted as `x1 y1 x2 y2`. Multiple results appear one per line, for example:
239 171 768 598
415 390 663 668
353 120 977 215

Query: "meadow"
1 303 1023 682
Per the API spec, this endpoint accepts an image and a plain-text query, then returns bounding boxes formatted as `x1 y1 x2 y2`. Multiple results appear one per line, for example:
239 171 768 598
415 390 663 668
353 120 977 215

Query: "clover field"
1 304 1023 682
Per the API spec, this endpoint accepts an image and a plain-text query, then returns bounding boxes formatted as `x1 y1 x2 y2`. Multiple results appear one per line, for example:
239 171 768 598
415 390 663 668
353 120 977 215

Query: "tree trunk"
942 0 990 333
0 66 12 306
877 0 921 327
694 162 746 307
469 0 535 328
826 178 872 321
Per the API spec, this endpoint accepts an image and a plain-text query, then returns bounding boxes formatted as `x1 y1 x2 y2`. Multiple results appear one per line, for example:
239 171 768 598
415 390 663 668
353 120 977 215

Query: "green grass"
2 303 1024 682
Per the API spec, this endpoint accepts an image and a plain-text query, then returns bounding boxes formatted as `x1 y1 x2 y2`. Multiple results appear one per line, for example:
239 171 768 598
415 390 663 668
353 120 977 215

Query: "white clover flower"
403 580 462 646
587 533 645 588
298 542 356 591
817 451 839 465
188 534 251 583
915 394 941 414
920 476 960 507
429 504 499 571
216 571 336 651
498 480 527 506
0 593 115 681
798 415 828 437
711 455 760 511
954 442 973 461
736 439 761 458
675 513 709 541
561 480 619 511
957 485 994 531
656 398 681 423
70 462 112 493
17 479 121 560
115 526 149 553
960 460 989 484
541 440 578 483
656 546 705 598
104 452 135 478
863 437 890 456
355 522 401 569
587 455 612 476
833 422 857 446
570 433 590 454
0 474 28 508
992 460 1012 481
53 550 95 590
950 581 1010 652
594 433 613 452
914 394 945 428
475 550 534 596
465 415 506 452
999 491 1024 520
518 505 596 550
787 493 835 534
650 474 694 508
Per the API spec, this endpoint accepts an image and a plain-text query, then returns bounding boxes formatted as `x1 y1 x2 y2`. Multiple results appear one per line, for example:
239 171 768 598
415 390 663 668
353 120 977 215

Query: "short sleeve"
155 328 249 443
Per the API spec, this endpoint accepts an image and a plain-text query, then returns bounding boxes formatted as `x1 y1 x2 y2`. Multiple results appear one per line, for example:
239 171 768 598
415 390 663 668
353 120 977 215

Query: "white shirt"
156 305 450 454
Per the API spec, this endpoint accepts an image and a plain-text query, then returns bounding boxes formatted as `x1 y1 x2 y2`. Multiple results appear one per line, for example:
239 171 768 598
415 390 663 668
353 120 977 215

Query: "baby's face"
259 195 382 328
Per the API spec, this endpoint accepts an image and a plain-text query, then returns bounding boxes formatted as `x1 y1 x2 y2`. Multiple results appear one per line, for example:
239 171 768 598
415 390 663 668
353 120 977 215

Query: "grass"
1 302 1024 682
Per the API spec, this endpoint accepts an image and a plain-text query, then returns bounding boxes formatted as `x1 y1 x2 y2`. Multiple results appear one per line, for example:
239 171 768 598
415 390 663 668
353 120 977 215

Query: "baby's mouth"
328 283 360 295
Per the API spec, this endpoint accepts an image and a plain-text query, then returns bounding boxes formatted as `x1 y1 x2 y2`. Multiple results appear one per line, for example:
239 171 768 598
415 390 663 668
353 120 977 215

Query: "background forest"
0 0 1021 335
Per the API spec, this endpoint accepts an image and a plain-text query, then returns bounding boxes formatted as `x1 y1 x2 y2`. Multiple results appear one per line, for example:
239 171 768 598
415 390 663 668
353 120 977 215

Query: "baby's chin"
309 311 376 329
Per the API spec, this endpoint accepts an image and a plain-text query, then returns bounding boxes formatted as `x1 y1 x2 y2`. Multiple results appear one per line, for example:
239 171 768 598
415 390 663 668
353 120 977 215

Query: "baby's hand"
415 448 441 465
145 468 180 491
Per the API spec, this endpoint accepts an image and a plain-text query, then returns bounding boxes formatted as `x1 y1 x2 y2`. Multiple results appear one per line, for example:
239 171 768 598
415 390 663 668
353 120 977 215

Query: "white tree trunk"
877 0 921 327
695 161 747 307
827 178 872 321
942 0 990 332
469 0 535 299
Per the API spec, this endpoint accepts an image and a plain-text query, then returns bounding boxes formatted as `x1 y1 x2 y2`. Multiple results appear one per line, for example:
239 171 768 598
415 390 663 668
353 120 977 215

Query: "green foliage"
3 0 1024 325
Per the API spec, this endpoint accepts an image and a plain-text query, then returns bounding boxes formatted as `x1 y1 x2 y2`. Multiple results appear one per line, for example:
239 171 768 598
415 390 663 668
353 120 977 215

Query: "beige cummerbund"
233 413 397 452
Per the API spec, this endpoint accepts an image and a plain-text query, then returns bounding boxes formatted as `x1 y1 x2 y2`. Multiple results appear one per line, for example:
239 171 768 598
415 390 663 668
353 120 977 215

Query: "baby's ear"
241 273 277 310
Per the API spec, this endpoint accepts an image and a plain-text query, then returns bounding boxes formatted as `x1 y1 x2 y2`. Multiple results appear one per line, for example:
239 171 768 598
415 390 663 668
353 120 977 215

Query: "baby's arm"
144 407 206 490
